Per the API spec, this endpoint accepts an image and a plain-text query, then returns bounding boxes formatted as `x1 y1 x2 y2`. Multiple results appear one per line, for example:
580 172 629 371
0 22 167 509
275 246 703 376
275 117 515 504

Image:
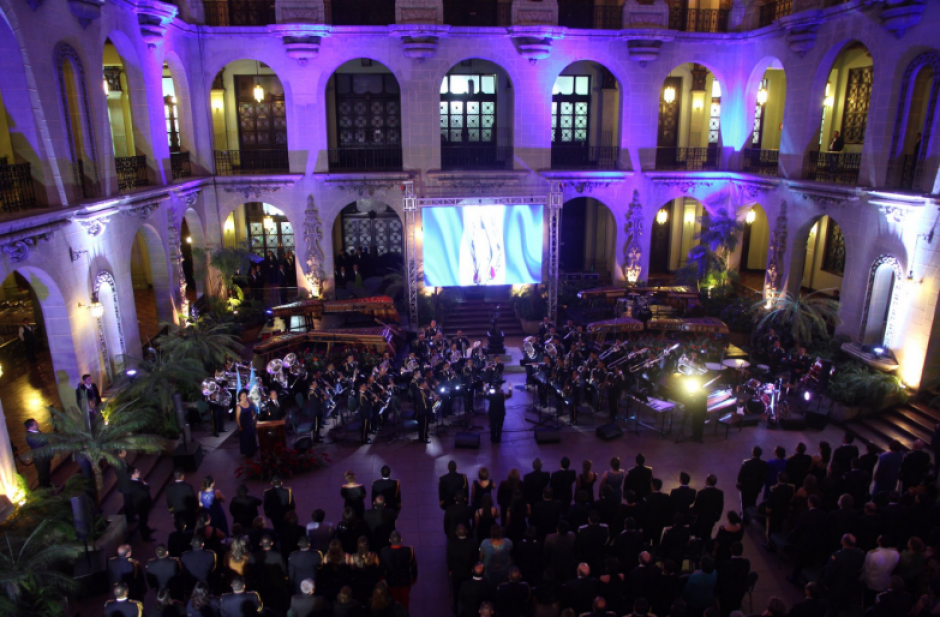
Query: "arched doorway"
744 59 786 175
162 55 194 178
93 271 126 384
887 53 939 191
210 60 289 173
560 197 615 281
130 225 173 344
325 59 403 171
656 63 723 171
183 208 206 299
440 59 514 170
736 204 770 292
860 256 904 347
550 62 621 170
331 200 404 299
222 202 298 305
648 197 706 276
104 37 149 190
793 214 846 300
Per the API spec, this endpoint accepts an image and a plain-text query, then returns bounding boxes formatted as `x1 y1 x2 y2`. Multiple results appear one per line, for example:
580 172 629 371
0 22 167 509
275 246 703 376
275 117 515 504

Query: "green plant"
826 361 910 410
750 290 841 346
113 348 203 417
0 521 83 617
160 321 244 372
515 285 547 321
31 402 163 505
3 476 104 542
195 245 261 297
696 207 743 256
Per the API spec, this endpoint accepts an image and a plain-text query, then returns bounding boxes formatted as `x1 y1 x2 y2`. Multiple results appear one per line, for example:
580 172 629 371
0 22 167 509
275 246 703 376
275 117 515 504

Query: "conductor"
414 379 432 444
487 385 511 443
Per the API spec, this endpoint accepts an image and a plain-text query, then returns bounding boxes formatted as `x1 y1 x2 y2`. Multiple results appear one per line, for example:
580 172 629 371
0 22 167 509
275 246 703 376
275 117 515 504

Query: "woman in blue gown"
236 389 258 458
199 475 229 536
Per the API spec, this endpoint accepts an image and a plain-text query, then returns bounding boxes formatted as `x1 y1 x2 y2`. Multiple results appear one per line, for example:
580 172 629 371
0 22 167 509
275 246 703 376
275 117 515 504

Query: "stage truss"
403 184 564 328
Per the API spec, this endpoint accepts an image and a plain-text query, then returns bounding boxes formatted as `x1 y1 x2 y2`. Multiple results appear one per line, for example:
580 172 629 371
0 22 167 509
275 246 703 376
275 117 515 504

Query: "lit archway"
887 52 940 191
130 224 173 344
163 53 196 178
789 214 846 302
183 208 206 299
331 200 404 300
743 58 786 174
560 197 616 281
859 255 904 347
103 35 152 190
92 271 126 384
656 63 724 171
648 197 707 276
550 62 622 170
222 202 299 305
736 204 770 293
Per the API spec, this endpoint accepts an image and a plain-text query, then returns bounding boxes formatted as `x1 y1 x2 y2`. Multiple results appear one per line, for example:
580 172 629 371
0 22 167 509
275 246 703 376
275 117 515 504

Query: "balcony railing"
325 0 396 25
442 0 512 27
804 151 861 185
668 6 730 32
442 144 514 171
171 152 192 180
0 163 37 212
759 0 792 27
655 147 720 171
551 144 620 170
214 149 290 175
886 154 928 193
204 0 277 26
328 147 403 172
115 155 149 192
741 148 779 176
558 5 623 29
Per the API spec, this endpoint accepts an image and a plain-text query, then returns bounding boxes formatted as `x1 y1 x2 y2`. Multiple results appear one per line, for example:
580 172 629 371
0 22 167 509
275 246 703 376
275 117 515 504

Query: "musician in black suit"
290 578 330 617
263 475 296 533
372 465 402 512
606 368 626 421
219 576 262 617
108 544 146 602
23 419 51 488
425 319 442 339
356 381 373 444
538 317 555 339
103 583 144 617
165 468 198 529
127 467 155 541
414 379 432 444
487 385 510 443
438 460 469 510
260 388 285 421
145 544 182 601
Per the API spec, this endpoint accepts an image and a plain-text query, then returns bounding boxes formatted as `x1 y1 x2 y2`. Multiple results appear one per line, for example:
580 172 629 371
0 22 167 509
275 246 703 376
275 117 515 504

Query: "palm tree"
0 521 83 617
160 320 244 372
675 245 725 288
696 207 744 256
195 244 261 298
30 402 162 506
114 348 203 418
751 289 842 346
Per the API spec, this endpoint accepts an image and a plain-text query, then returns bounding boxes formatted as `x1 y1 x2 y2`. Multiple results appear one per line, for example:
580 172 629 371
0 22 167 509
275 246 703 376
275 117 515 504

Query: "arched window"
55 43 98 200
887 52 940 192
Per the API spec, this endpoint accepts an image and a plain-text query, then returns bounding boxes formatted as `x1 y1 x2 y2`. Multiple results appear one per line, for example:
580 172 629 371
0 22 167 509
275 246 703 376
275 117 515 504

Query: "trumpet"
599 342 622 361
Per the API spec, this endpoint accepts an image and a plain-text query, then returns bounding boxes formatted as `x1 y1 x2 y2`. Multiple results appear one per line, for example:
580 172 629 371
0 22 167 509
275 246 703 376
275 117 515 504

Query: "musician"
768 340 787 374
342 355 359 380
260 389 285 422
414 379 432 444
606 367 626 421
790 347 812 383
207 391 228 437
379 352 395 372
323 363 339 389
413 333 429 361
402 352 420 378
561 319 576 340
538 317 555 340
460 361 475 411
357 381 373 445
453 330 470 356
425 319 443 340
484 356 505 385
536 355 553 409
761 328 781 361
470 342 487 368
367 375 386 432
543 326 561 346
307 383 326 443
447 343 464 369
487 385 511 443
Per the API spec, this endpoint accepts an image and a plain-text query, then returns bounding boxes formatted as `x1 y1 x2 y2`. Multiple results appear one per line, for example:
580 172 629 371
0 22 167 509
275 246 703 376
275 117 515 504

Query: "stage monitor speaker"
805 412 829 429
173 442 204 472
534 428 561 444
596 422 623 441
780 416 807 430
294 437 313 453
455 432 480 449
71 494 94 540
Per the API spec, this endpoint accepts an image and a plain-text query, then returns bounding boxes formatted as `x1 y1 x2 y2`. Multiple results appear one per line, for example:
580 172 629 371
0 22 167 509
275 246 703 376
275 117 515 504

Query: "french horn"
524 336 539 360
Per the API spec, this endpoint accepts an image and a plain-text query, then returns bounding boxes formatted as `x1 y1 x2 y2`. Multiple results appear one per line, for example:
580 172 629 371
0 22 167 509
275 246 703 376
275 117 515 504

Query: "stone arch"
859 254 905 348
55 42 99 199
657 62 728 161
786 213 847 302
330 199 404 298
131 223 174 327
743 56 787 154
183 207 207 297
886 51 940 189
549 61 623 168
92 270 126 384
735 203 770 282
164 51 198 160
103 30 153 158
560 196 617 280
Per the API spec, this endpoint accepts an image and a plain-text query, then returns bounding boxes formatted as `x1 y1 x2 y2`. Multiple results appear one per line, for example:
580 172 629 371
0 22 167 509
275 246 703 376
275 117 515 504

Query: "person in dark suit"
786 581 827 617
487 386 509 443
563 562 600 614
899 440 931 492
444 490 474 540
230 483 264 530
263 475 296 533
288 536 322 595
76 373 102 413
289 578 329 617
260 388 285 422
18 318 37 363
832 433 860 475
826 494 860 555
716 542 750 615
821 533 866 616
576 511 610 575
363 495 397 551
788 495 828 583
181 537 216 594
251 535 289 612
737 446 769 521
544 520 578 582
844 458 872 511
670 472 696 525
458 563 495 617
23 419 51 488
439 460 469 510
550 457 578 509
644 478 673 545
522 458 551 507
165 468 198 529
496 567 531 617
448 524 478 614
626 552 662 610
108 545 146 602
372 465 402 512
145 544 182 601
531 487 564 542
873 440 905 496
692 474 724 540
657 513 691 567
867 575 913 617
611 518 645 578
219 576 262 617
112 449 133 522
787 443 813 489
167 518 193 560
127 467 155 541
103 583 144 617
625 453 653 500
379 531 418 609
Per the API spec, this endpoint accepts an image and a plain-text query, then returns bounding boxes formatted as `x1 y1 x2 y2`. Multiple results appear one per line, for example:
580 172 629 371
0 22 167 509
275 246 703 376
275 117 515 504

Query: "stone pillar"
141 52 172 186
0 397 20 504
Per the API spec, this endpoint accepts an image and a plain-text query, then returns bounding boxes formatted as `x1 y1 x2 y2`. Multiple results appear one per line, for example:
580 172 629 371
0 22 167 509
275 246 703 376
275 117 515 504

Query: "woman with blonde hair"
341 470 367 519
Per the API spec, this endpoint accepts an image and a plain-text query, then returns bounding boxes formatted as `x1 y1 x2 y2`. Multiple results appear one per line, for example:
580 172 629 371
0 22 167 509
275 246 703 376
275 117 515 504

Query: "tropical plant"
30 402 162 505
750 289 842 346
196 245 262 297
160 321 244 372
675 245 725 288
3 476 102 541
826 362 909 410
113 348 204 418
696 207 743 256
515 285 547 321
0 521 83 617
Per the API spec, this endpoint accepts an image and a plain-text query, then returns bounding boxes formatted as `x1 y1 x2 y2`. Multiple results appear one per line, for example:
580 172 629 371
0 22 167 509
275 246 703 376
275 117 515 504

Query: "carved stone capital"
389 25 450 61
621 33 673 66
879 0 926 38
779 11 825 57
271 24 331 65
509 26 565 63
223 183 285 200
136 0 178 51
0 221 68 264
68 0 104 28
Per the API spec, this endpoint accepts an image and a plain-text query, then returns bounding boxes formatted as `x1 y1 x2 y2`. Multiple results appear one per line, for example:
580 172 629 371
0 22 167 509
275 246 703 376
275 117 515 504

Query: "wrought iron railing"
214 149 290 175
741 149 779 176
203 0 277 26
804 151 861 185
668 6 730 32
441 144 514 170
759 0 791 27
886 154 928 193
551 145 620 170
558 5 623 29
170 152 192 180
325 0 396 25
115 155 149 192
328 147 403 172
443 0 512 26
0 163 37 212
654 147 720 171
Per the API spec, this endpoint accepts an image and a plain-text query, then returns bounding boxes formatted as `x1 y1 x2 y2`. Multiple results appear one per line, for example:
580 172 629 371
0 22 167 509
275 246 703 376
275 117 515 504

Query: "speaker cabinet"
534 428 561 444
596 422 623 441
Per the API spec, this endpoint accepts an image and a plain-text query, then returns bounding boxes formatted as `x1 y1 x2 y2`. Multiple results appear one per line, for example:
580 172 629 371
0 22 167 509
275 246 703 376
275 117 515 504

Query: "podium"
256 419 287 451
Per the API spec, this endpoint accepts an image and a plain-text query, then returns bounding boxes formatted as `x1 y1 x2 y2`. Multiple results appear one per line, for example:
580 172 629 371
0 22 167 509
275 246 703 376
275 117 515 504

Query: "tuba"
267 358 288 389
202 379 232 407
402 356 419 375
523 336 539 361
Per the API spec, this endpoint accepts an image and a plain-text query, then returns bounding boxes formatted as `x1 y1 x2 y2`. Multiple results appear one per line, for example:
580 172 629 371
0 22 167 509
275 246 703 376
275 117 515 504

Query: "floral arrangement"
236 443 331 481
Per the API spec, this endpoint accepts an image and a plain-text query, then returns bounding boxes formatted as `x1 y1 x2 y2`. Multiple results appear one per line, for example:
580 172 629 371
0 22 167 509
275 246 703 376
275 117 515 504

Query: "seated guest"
562 562 600 615
289 578 330 617
680 555 718 615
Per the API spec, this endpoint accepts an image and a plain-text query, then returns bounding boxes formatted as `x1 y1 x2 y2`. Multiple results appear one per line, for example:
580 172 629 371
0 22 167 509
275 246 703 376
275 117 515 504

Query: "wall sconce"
662 86 676 104
263 215 275 230
626 266 640 284
212 99 224 112
757 87 768 106
684 211 696 225
823 82 834 108
253 83 265 103
80 301 105 318
185 236 192 244
745 209 756 225
656 208 668 225
692 98 704 111
224 218 235 232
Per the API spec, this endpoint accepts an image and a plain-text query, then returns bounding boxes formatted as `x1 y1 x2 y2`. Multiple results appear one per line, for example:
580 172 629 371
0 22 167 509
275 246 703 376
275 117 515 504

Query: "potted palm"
0 520 83 617
750 289 842 347
159 320 244 373
826 362 910 421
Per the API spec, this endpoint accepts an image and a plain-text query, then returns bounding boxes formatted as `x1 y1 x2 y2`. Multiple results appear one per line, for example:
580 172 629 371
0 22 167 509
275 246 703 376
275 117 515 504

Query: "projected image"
423 205 543 287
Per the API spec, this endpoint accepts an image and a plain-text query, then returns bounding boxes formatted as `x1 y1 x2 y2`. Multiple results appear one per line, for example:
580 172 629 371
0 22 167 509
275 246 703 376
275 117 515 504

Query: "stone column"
0 397 20 505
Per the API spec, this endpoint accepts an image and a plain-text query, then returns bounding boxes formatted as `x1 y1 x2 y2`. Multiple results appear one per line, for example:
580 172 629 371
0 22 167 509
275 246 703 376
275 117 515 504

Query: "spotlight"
804 391 811 402
125 368 137 379
684 379 699 393
488 388 496 395
439 387 448 394
872 347 885 357
455 385 461 391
